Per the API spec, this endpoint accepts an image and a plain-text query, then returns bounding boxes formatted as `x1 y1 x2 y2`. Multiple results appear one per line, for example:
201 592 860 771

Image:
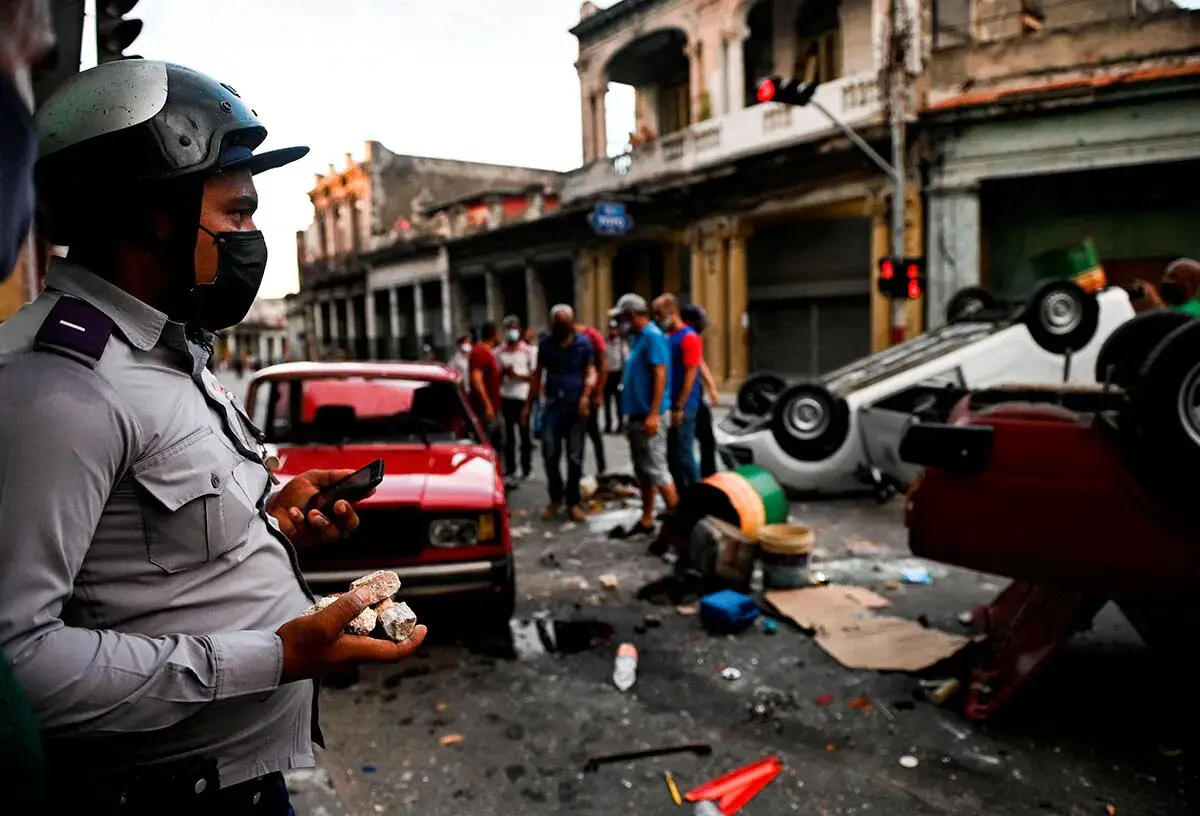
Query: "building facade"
215 297 290 367
921 1 1200 324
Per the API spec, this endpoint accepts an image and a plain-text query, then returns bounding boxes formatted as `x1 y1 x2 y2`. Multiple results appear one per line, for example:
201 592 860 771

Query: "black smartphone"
306 459 385 514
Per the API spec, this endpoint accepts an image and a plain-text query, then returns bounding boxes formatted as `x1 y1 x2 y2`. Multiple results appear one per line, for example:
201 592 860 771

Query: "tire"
1094 308 1192 390
482 570 517 624
1128 319 1200 505
946 286 999 323
1023 278 1100 355
769 384 851 462
736 373 787 417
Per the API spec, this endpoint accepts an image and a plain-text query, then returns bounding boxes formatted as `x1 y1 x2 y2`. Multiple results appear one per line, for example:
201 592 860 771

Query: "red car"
244 361 515 620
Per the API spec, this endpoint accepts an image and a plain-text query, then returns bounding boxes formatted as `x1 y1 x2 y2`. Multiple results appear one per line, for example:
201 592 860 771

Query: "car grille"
297 506 427 572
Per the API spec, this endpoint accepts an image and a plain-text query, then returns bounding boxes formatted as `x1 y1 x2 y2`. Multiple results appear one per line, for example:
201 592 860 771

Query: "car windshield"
251 376 478 445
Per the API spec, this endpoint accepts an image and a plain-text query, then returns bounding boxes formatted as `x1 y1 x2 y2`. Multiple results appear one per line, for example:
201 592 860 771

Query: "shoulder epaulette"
33 296 116 369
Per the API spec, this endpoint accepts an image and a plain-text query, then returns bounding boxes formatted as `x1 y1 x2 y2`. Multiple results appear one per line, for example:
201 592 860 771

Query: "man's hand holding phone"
277 589 428 683
268 464 381 547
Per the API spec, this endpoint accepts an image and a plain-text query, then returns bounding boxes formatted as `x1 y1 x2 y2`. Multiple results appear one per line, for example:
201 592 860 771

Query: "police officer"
0 60 427 814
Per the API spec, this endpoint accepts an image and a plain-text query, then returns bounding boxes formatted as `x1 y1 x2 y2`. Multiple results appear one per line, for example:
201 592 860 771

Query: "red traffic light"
756 78 776 104
907 279 922 299
906 263 920 279
880 258 895 280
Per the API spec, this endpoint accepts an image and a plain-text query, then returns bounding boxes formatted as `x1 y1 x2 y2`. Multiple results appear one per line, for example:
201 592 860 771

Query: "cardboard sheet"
764 585 892 634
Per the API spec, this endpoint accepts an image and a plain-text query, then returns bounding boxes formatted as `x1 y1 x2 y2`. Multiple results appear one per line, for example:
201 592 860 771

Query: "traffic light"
96 0 143 64
755 76 818 107
878 257 926 300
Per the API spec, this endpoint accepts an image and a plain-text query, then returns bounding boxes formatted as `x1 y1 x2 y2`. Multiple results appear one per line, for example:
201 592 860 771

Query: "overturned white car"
715 280 1137 497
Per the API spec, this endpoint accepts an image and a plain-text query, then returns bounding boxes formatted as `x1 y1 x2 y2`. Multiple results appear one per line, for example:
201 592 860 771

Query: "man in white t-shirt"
497 315 538 479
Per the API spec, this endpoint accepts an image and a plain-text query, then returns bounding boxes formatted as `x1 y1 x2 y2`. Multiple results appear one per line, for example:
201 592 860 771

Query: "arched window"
795 0 840 84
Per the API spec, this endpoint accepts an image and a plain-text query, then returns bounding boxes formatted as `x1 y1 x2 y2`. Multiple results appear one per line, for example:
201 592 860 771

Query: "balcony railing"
562 70 882 203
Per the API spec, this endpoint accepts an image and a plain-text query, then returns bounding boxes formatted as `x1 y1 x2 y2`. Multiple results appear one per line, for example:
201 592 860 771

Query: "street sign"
587 202 634 237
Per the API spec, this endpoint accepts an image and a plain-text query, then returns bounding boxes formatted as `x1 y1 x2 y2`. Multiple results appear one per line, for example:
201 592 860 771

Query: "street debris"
936 716 970 741
748 686 798 720
598 573 619 590
901 566 933 585
721 666 743 681
847 539 885 557
923 677 963 706
760 616 778 634
612 642 638 691
686 755 782 814
815 692 835 706
700 589 760 634
564 576 589 590
510 523 534 539
664 771 683 806
898 755 919 769
675 603 699 616
847 695 874 712
438 734 463 746
582 742 713 773
957 610 974 626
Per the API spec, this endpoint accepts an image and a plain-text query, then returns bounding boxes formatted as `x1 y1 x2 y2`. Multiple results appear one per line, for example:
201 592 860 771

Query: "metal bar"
809 99 899 183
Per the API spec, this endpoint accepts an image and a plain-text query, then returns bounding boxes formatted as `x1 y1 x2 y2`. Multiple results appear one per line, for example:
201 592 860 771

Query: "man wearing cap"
498 314 537 480
610 293 678 537
0 61 427 813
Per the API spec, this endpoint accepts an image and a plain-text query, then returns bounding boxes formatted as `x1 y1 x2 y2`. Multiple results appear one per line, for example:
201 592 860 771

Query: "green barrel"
732 464 789 525
1030 237 1106 292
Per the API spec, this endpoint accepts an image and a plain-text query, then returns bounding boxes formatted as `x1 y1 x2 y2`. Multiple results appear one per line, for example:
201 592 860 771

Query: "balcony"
561 70 882 203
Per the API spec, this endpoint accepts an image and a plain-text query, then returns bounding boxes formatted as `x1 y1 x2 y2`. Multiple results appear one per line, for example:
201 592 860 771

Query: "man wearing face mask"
498 315 536 481
0 61 428 814
1133 258 1200 316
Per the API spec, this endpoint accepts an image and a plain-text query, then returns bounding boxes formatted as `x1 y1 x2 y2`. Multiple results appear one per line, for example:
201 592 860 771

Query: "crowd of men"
457 292 721 537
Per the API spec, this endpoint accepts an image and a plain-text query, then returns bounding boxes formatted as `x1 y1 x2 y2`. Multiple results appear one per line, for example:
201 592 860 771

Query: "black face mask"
190 226 268 330
0 71 37 285
1160 281 1190 306
551 323 572 342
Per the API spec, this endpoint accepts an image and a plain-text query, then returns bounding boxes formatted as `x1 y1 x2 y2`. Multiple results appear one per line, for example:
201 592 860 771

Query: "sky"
79 0 635 298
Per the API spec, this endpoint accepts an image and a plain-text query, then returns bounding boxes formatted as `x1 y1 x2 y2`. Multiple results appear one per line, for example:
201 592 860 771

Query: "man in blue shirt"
610 293 678 536
653 294 702 492
522 304 596 522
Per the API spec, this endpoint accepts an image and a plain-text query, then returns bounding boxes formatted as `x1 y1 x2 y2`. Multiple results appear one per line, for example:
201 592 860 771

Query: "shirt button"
252 791 262 805
210 474 220 488
194 778 207 794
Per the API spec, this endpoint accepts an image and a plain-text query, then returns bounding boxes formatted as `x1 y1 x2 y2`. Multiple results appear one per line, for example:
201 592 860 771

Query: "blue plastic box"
700 590 760 634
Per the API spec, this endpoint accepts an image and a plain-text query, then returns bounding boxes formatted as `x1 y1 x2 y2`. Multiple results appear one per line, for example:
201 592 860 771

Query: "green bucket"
732 464 789 525
1029 238 1106 293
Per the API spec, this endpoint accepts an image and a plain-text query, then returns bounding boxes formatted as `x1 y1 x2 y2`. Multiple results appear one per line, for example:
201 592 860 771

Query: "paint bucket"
757 523 815 589
688 516 758 592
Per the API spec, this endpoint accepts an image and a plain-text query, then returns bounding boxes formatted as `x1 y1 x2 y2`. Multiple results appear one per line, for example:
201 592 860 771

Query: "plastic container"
612 643 638 691
732 464 789 525
688 516 758 592
757 523 815 589
700 589 760 634
700 472 766 536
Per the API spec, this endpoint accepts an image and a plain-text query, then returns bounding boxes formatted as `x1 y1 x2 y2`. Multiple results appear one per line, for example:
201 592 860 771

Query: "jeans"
667 410 699 492
542 400 586 506
586 407 606 474
501 397 532 476
695 401 717 478
484 415 505 475
603 373 623 433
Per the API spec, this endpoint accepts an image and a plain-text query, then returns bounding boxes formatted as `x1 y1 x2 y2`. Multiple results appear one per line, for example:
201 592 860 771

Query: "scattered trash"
688 516 758 592
748 686 799 720
676 604 699 616
761 617 778 635
435 702 448 713
539 552 559 569
693 802 722 816
957 610 973 626
898 755 919 769
564 576 589 590
965 751 1001 766
883 580 900 591
874 697 895 721
721 667 743 682
700 589 760 634
439 734 463 746
559 522 577 532
665 771 683 806
543 531 555 539
598 573 619 590
510 524 534 539
847 696 873 712
685 755 782 813
582 743 713 773
925 678 962 706
361 764 376 774
810 571 830 586
613 643 638 692
644 614 662 629
900 566 933 585
1106 804 1117 815
825 744 836 752
815 693 835 706
936 717 970 741
847 539 885 557
579 475 599 501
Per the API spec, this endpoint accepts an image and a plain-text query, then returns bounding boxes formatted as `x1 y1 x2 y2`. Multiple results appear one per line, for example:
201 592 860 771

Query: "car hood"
272 443 501 509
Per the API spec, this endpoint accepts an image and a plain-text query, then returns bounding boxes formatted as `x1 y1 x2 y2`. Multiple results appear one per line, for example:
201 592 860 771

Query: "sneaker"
540 505 559 521
568 505 587 523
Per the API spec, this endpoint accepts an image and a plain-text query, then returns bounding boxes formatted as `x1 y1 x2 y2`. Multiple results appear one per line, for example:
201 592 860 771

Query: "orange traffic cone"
684 755 782 803
717 761 781 814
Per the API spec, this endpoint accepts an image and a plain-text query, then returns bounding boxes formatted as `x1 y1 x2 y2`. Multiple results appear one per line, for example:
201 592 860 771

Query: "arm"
0 360 283 736
524 363 544 412
700 361 719 404
650 364 667 416
470 367 493 417
674 332 703 412
592 334 608 404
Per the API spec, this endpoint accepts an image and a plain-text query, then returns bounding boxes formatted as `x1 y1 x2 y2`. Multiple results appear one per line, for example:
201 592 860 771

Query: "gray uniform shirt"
0 260 315 787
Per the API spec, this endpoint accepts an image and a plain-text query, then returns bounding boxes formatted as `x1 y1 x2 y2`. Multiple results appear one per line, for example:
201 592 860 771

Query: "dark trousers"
59 767 293 815
542 400 585 507
696 401 717 478
501 397 532 476
603 373 624 433
668 410 699 492
484 415 505 475
586 407 606 475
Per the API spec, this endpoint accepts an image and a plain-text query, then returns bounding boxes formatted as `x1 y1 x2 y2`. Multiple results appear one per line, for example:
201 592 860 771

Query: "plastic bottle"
612 642 638 691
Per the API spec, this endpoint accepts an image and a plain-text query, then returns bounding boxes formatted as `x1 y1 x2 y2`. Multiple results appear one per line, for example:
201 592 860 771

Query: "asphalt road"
211 371 1190 815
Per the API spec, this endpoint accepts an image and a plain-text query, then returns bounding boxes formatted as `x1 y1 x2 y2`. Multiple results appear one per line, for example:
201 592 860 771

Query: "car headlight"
477 513 495 542
428 518 478 547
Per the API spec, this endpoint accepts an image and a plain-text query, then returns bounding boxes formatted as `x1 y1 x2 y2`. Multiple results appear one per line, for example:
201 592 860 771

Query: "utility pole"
886 0 910 345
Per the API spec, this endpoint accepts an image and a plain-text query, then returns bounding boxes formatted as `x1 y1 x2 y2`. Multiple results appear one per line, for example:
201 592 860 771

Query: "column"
593 85 608 159
870 199 891 352
449 277 470 338
903 187 925 339
574 250 597 328
594 248 614 327
525 265 547 330
484 270 503 322
364 288 377 359
926 185 982 330
258 333 268 366
726 228 750 387
413 282 427 344
725 29 746 113
663 244 681 294
702 228 728 382
311 301 323 360
440 273 454 343
686 39 704 124
329 299 342 354
689 229 707 309
579 74 596 163
387 287 400 359
345 297 358 358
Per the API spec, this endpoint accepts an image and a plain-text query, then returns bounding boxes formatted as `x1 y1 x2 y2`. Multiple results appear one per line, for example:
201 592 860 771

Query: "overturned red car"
245 362 515 620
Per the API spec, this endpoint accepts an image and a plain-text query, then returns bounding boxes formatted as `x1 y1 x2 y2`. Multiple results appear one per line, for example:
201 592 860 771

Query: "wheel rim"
1041 291 1082 336
1177 361 1200 448
784 395 828 440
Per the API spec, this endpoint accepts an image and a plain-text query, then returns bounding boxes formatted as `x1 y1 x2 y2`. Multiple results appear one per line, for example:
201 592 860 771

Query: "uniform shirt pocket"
133 428 250 574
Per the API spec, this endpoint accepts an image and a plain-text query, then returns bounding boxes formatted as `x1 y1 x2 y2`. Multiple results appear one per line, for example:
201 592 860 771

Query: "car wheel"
1023 278 1100 355
482 571 517 624
770 384 851 462
1128 319 1200 504
946 286 999 323
1094 308 1192 390
737 374 787 417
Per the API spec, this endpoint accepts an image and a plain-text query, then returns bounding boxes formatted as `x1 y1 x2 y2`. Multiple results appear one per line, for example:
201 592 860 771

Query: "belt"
58 760 291 816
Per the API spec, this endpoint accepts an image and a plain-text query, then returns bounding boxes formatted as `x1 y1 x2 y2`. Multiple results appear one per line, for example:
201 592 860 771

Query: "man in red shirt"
469 321 506 475
576 319 609 475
